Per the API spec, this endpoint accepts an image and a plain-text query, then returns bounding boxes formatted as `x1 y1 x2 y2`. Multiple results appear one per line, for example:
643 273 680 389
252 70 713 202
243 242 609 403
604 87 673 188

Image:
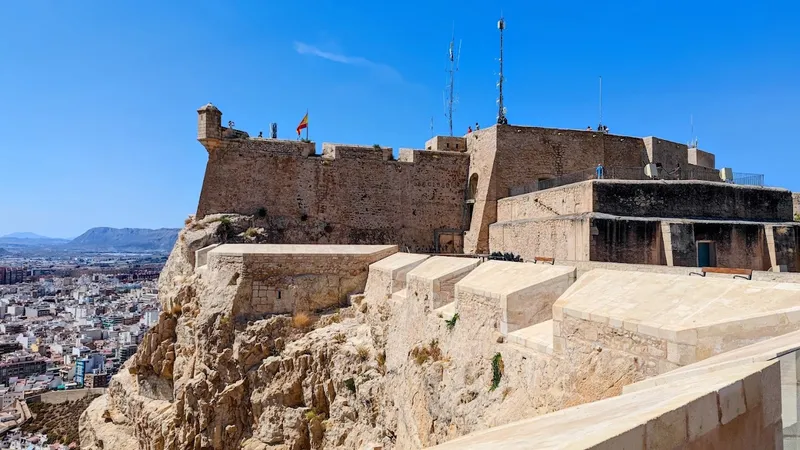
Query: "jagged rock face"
80 215 645 450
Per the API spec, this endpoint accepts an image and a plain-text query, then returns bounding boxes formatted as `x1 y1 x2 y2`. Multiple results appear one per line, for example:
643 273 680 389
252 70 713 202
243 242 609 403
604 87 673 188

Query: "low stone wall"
552 259 800 283
489 216 591 262
454 261 576 334
553 269 800 373
363 253 429 300
432 360 782 450
28 388 107 405
205 244 397 318
496 182 592 221
406 256 479 311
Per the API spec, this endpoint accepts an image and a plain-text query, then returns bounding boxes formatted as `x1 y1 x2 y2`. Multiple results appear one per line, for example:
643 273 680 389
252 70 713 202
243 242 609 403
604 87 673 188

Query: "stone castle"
78 105 800 450
196 103 800 272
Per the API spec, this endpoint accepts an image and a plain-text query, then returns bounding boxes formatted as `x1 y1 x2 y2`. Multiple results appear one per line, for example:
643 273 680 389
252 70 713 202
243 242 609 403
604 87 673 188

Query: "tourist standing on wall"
596 164 604 179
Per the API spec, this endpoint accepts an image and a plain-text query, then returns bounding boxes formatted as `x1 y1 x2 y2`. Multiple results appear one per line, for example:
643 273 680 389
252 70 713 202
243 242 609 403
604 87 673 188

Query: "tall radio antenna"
444 26 462 136
496 16 508 125
688 114 698 148
598 76 603 129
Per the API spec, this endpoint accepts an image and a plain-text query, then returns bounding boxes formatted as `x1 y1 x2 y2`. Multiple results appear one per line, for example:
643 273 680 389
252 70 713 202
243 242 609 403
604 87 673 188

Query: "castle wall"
590 217 665 266
196 139 469 252
464 127 499 253
465 126 649 253
644 136 689 169
497 182 593 221
205 244 396 319
498 181 793 222
594 181 793 222
793 193 800 218
688 147 716 168
488 216 591 261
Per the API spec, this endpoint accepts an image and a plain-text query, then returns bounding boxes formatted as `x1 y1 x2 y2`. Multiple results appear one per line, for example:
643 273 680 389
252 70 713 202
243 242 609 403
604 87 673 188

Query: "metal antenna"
430 116 434 138
445 26 461 136
689 114 698 148
496 16 507 125
598 76 603 129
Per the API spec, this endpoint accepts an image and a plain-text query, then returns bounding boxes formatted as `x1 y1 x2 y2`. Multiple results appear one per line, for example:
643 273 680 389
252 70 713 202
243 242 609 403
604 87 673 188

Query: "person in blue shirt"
596 164 604 179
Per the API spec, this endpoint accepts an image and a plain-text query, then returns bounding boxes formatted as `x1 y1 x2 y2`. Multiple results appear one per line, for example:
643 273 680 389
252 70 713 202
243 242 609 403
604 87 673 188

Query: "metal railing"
733 172 765 187
508 166 765 196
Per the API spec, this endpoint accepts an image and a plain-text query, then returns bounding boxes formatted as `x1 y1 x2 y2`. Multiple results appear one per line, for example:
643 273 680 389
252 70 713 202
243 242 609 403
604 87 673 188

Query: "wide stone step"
507 320 554 355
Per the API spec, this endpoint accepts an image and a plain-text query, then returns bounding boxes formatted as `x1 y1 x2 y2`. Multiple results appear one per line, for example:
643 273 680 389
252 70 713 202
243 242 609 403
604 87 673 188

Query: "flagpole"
305 109 309 141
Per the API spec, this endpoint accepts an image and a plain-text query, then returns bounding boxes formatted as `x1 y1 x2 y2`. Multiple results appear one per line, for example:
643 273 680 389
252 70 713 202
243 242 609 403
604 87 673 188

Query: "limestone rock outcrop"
80 215 644 450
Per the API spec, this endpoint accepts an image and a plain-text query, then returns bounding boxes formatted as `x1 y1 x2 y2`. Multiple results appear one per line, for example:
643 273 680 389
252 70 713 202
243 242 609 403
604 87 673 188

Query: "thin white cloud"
293 41 404 83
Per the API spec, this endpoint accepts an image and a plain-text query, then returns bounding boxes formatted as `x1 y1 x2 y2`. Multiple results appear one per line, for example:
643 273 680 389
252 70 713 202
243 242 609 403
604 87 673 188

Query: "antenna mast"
598 76 603 129
445 28 461 136
496 16 507 125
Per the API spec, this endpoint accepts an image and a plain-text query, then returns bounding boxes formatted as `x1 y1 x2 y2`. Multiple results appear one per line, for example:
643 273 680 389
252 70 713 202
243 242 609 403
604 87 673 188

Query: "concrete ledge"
507 320 554 354
456 261 576 334
195 243 220 269
552 259 800 283
554 269 800 369
430 360 781 450
365 252 430 299
407 256 480 310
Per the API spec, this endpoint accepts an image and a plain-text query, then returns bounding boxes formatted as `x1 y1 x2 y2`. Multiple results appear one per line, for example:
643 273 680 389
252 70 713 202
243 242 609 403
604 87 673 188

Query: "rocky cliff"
79 215 645 450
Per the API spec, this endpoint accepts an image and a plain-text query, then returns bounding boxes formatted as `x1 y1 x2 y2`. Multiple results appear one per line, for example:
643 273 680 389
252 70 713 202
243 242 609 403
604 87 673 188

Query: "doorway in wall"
697 241 717 267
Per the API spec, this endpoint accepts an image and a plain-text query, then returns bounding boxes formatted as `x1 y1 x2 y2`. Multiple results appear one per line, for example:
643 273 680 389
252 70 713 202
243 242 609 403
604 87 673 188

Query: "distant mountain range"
67 227 179 252
2 232 58 239
0 233 71 247
0 227 180 253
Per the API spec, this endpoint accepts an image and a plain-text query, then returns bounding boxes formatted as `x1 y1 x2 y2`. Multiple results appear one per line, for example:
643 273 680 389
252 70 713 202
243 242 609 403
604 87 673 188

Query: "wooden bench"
533 256 555 265
690 267 753 280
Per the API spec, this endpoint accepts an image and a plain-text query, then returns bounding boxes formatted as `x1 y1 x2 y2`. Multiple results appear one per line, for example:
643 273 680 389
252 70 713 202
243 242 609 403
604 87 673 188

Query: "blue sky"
1 1 798 238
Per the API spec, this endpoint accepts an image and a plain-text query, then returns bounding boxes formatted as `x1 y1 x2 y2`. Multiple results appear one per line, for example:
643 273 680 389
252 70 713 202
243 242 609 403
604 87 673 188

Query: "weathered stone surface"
81 225 642 449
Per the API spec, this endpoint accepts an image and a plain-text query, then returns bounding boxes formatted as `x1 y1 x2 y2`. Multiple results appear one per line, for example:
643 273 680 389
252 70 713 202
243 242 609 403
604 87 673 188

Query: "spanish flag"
296 111 308 136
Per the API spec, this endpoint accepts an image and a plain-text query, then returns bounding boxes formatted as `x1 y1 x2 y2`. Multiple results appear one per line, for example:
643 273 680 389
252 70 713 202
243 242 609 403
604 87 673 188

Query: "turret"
197 103 222 143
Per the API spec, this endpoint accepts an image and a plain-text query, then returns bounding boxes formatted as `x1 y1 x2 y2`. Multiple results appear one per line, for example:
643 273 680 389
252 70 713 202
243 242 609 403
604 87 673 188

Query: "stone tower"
197 103 222 145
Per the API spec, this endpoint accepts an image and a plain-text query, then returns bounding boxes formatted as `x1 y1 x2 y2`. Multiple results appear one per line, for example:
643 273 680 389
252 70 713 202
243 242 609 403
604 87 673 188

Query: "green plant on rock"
795 213 800 222
305 408 325 422
445 313 459 331
373 144 381 149
490 352 504 391
244 227 258 238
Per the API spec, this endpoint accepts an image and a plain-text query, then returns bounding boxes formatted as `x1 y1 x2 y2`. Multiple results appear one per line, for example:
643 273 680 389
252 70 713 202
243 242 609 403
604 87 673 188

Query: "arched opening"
466 173 479 230
468 173 479 200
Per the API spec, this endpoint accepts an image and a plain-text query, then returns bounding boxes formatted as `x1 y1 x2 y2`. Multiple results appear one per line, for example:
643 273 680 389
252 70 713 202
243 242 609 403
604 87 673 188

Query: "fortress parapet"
424 136 467 152
194 103 794 270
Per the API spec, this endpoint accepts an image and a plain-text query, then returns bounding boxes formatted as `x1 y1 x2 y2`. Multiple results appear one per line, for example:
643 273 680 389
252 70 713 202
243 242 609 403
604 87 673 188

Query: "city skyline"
2 1 798 237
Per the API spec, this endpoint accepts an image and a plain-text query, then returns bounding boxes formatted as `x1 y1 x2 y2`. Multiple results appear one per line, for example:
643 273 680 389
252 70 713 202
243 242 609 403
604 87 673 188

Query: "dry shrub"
333 332 346 344
411 339 442 365
376 351 386 370
356 345 370 362
292 312 314 329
